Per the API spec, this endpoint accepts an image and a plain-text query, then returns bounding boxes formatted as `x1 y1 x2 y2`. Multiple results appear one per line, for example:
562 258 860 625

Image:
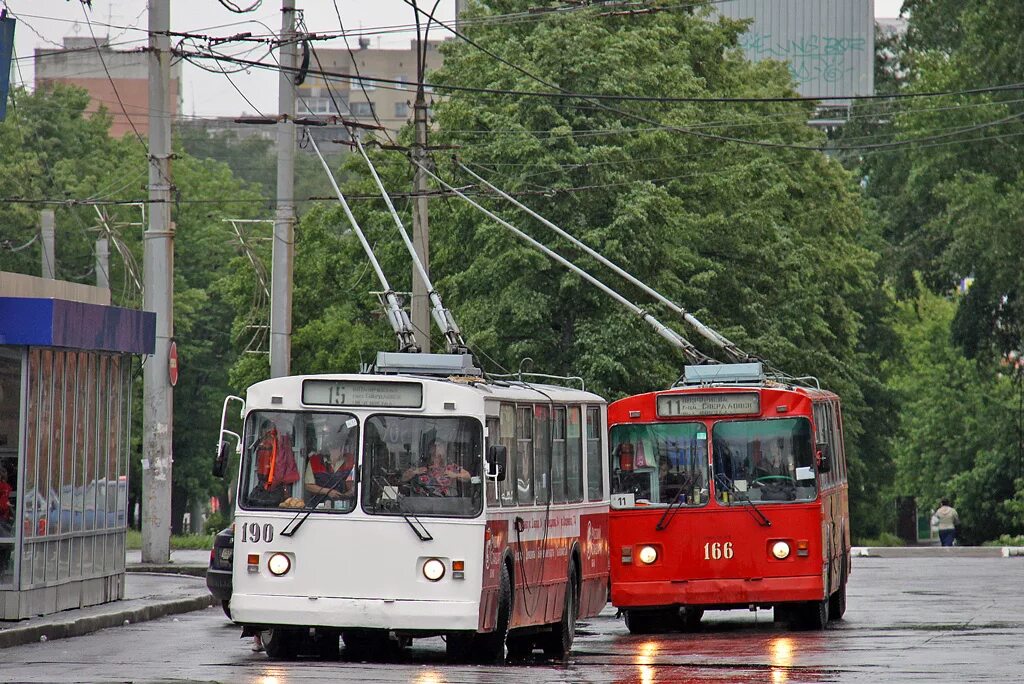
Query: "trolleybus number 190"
241 522 274 544
703 541 734 560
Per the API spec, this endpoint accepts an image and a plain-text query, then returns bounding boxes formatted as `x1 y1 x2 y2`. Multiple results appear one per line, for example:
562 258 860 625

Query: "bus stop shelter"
0 276 154 620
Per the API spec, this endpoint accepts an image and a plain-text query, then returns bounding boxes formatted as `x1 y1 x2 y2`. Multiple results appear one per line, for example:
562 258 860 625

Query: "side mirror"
213 440 230 478
816 442 832 474
486 445 507 482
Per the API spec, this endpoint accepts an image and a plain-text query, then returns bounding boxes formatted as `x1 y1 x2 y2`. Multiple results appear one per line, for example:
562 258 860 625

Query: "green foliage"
885 281 1023 544
215 2 898 538
853 531 905 547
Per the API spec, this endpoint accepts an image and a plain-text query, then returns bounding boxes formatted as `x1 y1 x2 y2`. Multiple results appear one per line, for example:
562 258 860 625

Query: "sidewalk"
852 545 1024 558
0 550 214 649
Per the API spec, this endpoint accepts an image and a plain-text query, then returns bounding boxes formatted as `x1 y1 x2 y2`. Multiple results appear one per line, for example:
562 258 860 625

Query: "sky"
5 1 906 118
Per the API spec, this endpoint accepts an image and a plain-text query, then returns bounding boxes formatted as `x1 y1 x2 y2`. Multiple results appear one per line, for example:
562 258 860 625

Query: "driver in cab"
401 440 471 497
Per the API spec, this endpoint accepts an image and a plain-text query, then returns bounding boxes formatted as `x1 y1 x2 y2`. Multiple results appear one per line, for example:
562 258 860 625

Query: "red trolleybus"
217 353 610 661
607 362 850 632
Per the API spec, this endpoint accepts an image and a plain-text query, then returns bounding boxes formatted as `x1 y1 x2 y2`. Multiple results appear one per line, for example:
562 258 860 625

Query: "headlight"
423 558 446 581
267 552 291 576
771 541 791 560
638 545 658 565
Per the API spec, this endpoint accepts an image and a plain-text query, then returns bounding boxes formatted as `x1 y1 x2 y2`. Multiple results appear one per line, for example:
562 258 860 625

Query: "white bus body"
223 371 609 661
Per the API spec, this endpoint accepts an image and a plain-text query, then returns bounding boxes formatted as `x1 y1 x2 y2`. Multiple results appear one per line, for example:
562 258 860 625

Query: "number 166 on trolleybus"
606 362 850 633
213 353 610 661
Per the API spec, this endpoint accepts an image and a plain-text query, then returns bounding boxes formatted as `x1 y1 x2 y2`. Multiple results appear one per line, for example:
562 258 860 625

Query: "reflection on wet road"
2 557 1023 682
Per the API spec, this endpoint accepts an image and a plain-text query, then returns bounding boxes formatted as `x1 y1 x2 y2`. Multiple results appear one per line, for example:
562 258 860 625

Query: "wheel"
828 581 847 620
221 600 232 619
541 563 578 659
263 627 301 660
315 629 340 660
829 554 848 620
505 632 534 660
624 608 676 635
445 632 475 662
679 607 704 631
476 563 512 663
800 597 829 630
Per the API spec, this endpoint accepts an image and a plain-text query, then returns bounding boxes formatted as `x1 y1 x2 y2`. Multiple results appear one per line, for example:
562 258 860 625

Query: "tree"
223 2 897 537
886 280 1023 543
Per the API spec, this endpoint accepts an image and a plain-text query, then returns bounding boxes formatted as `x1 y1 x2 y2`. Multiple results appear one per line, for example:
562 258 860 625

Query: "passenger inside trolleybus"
609 424 710 507
362 415 483 517
712 419 817 503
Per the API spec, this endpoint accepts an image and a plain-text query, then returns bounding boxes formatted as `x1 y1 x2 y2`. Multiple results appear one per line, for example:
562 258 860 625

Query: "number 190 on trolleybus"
214 353 610 661
606 363 850 632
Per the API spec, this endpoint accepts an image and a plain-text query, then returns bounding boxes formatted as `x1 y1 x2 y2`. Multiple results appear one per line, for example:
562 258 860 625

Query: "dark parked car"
206 526 234 617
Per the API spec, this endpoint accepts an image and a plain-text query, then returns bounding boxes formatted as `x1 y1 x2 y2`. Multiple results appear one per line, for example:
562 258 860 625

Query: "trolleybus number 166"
704 541 734 560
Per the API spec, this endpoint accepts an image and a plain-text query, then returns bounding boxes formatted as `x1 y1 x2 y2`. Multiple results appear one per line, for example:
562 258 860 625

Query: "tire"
476 563 512 663
679 607 704 631
624 608 676 635
445 632 475 662
541 563 578 659
801 597 830 630
505 633 534 660
263 627 301 660
828 581 847 620
829 554 848 620
221 600 232 619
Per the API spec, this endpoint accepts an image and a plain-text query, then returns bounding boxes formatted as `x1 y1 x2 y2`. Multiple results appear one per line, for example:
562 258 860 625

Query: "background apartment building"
296 38 445 137
34 36 181 138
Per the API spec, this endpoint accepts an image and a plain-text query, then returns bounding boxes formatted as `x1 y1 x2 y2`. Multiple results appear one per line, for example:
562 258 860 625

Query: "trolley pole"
142 0 174 564
269 0 297 378
40 209 55 279
411 67 431 352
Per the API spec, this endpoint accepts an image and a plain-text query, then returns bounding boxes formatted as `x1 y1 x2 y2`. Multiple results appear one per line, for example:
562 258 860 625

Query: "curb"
126 564 207 578
852 546 1022 558
0 593 215 649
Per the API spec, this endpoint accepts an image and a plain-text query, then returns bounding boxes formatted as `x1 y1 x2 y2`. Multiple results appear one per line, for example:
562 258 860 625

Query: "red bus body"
608 369 850 631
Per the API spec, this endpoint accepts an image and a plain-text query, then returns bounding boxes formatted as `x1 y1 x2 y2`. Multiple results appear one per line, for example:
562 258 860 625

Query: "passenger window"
499 404 517 506
516 407 533 505
566 406 583 503
534 405 551 505
485 416 500 507
586 406 603 501
551 407 567 504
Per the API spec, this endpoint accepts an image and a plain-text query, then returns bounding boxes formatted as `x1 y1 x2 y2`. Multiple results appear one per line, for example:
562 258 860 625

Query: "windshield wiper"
375 476 433 542
715 474 771 527
281 474 350 537
655 484 689 531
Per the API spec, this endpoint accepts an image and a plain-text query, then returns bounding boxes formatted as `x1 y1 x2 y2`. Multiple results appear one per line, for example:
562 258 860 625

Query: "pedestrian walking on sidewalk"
931 498 961 547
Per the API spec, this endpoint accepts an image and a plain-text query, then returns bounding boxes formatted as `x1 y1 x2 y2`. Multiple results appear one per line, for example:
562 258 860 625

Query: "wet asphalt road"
2 556 1022 682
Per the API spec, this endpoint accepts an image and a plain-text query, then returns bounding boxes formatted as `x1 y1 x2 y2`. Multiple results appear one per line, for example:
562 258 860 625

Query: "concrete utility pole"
142 0 174 564
411 53 431 352
269 0 296 377
40 209 55 279
96 236 109 289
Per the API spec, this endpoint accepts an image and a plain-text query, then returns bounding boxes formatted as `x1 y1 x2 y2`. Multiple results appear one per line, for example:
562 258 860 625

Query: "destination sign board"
302 380 422 408
657 392 760 418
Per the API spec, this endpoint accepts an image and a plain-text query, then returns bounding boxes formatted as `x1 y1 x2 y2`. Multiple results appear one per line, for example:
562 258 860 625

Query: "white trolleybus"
215 352 610 661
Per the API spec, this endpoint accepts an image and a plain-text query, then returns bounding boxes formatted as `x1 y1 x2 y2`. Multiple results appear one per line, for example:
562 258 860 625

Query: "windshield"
240 411 359 512
711 417 817 504
361 415 483 518
609 423 710 506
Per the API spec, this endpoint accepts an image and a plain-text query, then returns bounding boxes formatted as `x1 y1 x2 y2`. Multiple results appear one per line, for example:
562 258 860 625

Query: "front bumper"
231 593 481 632
612 574 824 609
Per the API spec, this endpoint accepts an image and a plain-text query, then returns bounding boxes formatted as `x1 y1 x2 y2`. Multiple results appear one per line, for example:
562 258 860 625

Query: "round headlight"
268 552 291 576
771 541 791 560
423 558 446 581
638 545 658 565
